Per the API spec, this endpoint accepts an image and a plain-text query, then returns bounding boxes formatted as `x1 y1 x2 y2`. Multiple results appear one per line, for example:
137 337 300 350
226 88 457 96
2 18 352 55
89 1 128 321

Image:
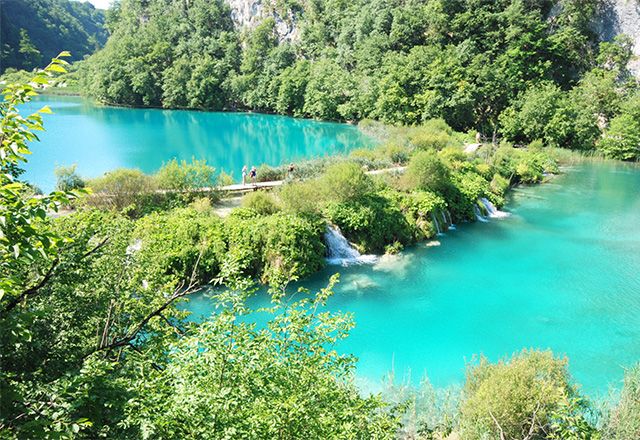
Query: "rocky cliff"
223 0 299 42
594 0 640 75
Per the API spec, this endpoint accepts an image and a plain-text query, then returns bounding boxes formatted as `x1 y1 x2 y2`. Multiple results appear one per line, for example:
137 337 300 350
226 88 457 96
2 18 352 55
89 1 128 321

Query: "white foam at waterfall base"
324 225 378 266
480 197 510 218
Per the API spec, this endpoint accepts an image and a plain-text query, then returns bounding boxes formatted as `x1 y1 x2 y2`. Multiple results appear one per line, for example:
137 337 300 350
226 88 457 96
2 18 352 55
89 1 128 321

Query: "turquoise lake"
187 162 640 396
22 95 640 396
21 95 375 192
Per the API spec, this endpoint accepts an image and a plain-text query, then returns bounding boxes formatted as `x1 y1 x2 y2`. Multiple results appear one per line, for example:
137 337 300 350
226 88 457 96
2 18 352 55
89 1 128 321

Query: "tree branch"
488 405 506 440
2 237 109 315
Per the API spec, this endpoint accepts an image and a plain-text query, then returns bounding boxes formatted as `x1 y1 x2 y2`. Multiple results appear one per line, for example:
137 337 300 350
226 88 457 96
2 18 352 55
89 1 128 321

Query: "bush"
242 190 281 215
55 163 85 191
154 157 219 203
86 168 159 217
599 114 640 161
318 161 374 204
490 173 511 196
323 193 413 252
604 363 640 440
132 208 227 287
278 180 323 214
405 150 452 194
458 349 579 440
223 210 326 282
410 119 454 151
256 164 282 182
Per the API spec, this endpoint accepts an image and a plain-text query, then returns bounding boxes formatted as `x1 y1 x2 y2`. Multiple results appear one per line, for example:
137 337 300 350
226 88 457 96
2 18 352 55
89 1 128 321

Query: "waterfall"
473 204 489 222
433 215 441 235
441 210 447 226
445 210 455 229
324 225 377 266
480 197 510 219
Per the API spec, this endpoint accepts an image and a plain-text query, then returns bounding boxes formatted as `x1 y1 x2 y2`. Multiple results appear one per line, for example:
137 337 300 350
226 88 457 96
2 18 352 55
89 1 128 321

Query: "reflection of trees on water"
27 97 376 187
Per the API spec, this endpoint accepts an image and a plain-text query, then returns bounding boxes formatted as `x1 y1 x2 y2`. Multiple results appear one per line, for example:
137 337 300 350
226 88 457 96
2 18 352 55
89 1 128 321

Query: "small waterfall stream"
480 197 510 219
433 215 442 234
324 225 377 266
473 204 489 222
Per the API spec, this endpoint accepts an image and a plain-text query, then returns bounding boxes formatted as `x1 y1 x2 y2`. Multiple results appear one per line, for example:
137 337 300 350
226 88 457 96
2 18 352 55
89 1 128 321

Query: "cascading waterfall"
445 210 455 229
480 197 510 219
473 204 489 222
324 225 377 266
433 215 441 234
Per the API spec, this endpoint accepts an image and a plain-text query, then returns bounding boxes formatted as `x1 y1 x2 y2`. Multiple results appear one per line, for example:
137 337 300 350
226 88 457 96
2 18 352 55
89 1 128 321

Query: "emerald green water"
187 162 640 395
22 96 375 192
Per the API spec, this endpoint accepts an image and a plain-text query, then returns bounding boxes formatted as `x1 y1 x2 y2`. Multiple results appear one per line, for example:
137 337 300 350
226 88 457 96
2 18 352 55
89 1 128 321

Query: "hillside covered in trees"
80 0 640 160
0 0 108 73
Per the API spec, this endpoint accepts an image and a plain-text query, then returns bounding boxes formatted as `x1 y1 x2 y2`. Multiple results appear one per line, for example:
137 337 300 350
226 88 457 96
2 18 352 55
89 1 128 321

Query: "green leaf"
46 64 67 73
31 75 50 85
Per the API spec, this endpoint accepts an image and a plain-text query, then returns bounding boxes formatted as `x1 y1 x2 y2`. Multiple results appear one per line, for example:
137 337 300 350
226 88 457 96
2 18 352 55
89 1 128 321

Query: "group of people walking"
241 162 295 185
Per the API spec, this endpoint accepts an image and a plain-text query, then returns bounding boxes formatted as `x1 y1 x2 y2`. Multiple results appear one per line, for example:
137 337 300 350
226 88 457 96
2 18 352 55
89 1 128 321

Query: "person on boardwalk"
250 166 257 185
242 165 248 185
288 162 294 179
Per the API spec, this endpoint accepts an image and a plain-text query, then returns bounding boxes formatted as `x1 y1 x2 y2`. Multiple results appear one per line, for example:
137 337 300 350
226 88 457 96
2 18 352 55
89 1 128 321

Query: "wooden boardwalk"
218 180 284 192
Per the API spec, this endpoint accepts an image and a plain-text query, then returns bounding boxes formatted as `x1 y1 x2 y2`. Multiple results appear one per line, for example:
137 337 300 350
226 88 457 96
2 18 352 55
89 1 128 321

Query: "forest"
0 0 107 73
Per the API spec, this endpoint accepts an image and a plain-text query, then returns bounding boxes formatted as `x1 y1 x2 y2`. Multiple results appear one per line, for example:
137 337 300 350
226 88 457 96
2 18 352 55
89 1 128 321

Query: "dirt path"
213 195 243 218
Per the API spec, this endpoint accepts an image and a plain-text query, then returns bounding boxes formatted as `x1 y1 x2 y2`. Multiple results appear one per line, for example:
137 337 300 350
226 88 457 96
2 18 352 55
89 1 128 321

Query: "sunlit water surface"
21 95 375 192
187 162 640 396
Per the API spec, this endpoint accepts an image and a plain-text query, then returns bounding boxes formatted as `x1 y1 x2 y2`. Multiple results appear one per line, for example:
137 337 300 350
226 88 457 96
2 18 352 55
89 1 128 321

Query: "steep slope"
0 0 108 73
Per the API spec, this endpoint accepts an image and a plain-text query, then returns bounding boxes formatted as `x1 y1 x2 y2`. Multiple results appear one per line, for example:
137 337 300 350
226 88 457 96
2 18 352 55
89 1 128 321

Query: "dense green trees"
0 0 107 73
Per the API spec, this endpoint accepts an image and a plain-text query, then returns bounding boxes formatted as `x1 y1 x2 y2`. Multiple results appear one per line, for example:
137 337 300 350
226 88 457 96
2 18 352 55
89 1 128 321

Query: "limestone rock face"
222 0 299 42
594 0 640 76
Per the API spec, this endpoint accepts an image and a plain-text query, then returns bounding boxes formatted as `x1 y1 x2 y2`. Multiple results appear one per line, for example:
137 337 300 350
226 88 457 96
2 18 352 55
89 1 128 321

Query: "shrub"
323 193 413 252
349 147 379 161
242 190 281 215
458 349 579 440
154 157 219 203
599 114 640 161
405 150 452 194
86 168 159 217
259 213 326 282
55 163 85 191
256 164 282 182
318 161 374 204
490 173 511 196
604 363 640 440
222 209 326 283
409 119 454 151
132 208 227 287
278 180 323 214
